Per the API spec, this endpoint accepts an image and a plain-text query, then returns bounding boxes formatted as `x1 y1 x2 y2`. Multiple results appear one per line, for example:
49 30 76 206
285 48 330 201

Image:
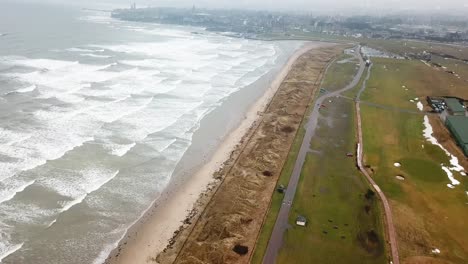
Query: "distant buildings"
111 7 468 43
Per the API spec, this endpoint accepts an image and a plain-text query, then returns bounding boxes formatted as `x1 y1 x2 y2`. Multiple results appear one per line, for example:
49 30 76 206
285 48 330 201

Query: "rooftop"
445 98 465 113
446 116 468 144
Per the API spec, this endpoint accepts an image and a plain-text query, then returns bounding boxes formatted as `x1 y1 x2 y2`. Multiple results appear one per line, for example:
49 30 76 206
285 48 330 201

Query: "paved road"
262 47 366 264
355 65 400 264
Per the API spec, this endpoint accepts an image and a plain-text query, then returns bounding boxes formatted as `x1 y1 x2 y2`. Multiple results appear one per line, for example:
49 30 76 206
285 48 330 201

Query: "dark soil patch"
233 244 249 255
364 189 375 200
281 126 295 133
364 205 371 214
358 229 382 255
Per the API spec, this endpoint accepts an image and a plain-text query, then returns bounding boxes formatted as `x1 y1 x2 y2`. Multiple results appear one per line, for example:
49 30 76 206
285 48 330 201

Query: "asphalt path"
262 47 366 264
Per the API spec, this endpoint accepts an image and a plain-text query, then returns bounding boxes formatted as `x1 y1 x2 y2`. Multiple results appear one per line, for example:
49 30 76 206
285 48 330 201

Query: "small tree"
365 189 375 200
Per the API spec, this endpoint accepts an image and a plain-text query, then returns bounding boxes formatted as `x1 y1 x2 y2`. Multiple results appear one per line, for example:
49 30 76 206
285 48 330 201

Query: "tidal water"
0 2 301 263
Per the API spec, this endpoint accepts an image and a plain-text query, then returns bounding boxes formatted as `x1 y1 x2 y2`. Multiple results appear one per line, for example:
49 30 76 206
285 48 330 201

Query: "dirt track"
162 45 344 264
356 64 400 264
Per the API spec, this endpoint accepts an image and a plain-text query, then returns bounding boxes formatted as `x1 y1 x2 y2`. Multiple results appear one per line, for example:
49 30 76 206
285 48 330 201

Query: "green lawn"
251 52 376 264
321 54 360 93
277 97 386 264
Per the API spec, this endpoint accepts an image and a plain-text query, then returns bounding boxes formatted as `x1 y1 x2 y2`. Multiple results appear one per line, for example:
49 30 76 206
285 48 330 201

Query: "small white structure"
296 215 307 226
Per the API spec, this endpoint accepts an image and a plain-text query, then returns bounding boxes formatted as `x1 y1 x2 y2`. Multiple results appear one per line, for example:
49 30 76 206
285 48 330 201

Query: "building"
445 116 468 156
296 215 307 226
444 98 465 116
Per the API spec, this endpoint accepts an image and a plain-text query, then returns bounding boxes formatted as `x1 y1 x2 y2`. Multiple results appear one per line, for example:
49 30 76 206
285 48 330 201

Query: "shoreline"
105 42 321 264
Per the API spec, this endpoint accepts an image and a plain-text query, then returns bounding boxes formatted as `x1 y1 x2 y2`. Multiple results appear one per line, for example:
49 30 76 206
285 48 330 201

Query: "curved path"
355 65 400 264
262 47 366 264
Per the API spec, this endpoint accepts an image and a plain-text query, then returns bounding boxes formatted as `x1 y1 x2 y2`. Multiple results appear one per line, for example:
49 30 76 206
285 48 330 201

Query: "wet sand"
105 42 326 264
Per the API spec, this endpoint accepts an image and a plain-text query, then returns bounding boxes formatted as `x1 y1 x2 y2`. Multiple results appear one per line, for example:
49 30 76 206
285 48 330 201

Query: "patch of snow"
417 102 423 111
423 116 464 188
441 166 460 186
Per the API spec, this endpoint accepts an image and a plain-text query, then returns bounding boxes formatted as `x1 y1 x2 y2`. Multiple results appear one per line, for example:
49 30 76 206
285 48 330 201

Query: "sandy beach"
105 42 325 264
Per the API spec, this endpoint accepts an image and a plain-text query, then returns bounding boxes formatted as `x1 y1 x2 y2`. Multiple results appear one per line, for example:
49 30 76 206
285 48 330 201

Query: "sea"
0 2 302 263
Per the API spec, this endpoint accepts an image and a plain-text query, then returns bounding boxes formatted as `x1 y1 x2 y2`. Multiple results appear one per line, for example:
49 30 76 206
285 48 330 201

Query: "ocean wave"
46 169 120 214
16 84 37 93
108 142 136 157
67 47 105 53
0 135 94 182
0 242 23 263
0 56 79 71
80 53 112 59
46 219 57 229
0 180 36 204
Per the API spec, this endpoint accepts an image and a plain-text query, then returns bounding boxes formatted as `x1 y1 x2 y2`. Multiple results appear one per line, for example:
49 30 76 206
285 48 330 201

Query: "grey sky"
13 0 468 13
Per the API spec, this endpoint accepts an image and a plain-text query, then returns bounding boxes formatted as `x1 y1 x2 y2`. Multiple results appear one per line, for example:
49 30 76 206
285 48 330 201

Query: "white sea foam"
1 57 78 70
80 53 112 59
46 169 120 202
46 219 57 228
0 180 35 204
423 116 463 187
108 143 136 157
59 194 87 212
0 242 23 263
67 47 105 53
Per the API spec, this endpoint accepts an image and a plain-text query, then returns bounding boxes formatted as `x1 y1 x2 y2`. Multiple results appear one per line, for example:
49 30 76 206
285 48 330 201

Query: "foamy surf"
109 143 136 157
0 242 23 263
80 53 112 59
0 7 301 263
0 180 35 204
67 47 105 53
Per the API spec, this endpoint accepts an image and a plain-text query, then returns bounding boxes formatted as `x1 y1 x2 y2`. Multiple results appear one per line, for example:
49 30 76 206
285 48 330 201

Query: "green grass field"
321 54 360 92
277 97 386 264
359 57 468 263
251 54 386 264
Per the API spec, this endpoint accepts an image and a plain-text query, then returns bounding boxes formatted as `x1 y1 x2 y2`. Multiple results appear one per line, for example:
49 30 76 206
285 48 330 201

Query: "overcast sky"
12 0 468 13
